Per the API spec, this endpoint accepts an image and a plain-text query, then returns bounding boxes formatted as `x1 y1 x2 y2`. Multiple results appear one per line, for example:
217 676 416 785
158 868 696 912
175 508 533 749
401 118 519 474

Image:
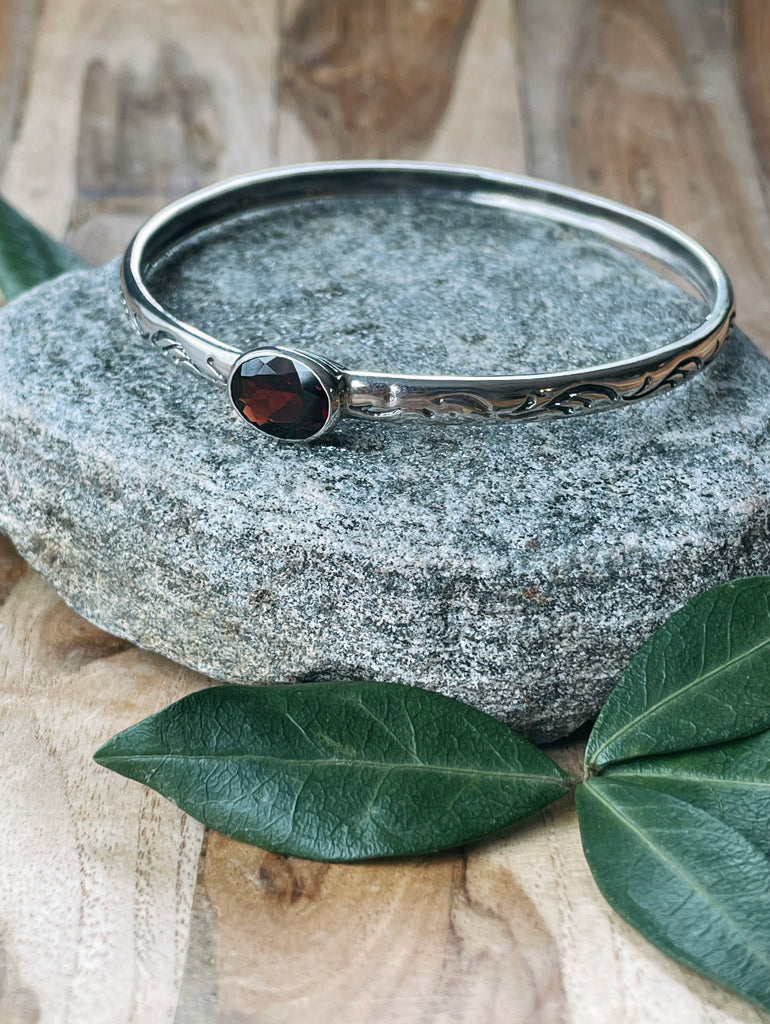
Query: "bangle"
120 161 735 443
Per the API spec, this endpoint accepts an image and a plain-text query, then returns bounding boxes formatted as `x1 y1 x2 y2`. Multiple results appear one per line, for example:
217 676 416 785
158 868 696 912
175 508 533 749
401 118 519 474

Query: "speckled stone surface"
1 193 769 741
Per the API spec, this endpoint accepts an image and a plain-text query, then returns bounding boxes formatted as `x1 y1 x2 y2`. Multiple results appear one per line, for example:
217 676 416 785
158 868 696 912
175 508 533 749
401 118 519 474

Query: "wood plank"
422 0 525 169
276 0 524 170
0 533 27 605
277 0 479 160
0 541 763 1024
515 0 770 353
0 560 208 1024
734 0 770 195
0 0 43 182
1 0 279 261
175 775 769 1024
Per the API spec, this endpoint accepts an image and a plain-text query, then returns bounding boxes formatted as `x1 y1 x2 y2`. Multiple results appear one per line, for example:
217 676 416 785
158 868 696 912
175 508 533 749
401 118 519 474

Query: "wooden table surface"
1 2 770 1022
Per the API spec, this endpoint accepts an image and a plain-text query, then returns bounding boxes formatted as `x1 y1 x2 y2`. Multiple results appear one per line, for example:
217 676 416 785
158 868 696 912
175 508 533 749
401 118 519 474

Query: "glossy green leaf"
606 729 770 856
0 194 87 302
577 777 770 1011
586 577 770 770
94 681 572 861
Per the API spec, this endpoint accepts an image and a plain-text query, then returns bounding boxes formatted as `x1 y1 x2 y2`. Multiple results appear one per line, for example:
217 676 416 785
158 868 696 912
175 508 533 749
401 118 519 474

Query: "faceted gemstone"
229 353 330 440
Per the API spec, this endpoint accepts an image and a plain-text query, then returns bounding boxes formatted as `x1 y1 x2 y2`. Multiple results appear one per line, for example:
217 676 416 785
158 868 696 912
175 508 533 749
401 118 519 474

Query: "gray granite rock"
1 193 769 741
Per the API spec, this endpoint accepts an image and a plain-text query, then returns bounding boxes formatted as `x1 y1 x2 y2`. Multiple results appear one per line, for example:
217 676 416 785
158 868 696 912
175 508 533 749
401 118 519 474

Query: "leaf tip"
93 735 121 771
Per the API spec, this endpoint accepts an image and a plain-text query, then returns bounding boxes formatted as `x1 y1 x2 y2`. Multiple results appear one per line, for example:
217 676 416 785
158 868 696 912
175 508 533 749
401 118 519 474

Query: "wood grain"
0 535 27 606
278 0 479 158
170 746 767 1024
734 0 770 195
516 0 770 352
1 0 278 257
1 1 770 1021
0 557 211 1024
0 0 42 183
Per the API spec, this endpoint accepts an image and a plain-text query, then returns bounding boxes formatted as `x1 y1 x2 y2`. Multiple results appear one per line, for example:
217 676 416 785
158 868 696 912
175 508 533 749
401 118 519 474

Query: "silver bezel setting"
227 346 344 443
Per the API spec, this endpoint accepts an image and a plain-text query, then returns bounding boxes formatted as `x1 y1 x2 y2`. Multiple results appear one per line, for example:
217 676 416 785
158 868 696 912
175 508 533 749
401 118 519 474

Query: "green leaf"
0 194 87 302
576 777 770 1012
605 729 770 856
94 681 572 861
586 577 770 770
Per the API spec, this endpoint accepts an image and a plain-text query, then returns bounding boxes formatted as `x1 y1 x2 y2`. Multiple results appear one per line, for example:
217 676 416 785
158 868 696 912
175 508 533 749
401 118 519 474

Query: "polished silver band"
121 161 735 442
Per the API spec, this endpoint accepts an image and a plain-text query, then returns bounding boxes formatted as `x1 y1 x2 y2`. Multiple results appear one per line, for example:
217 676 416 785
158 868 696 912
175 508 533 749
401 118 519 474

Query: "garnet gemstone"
229 352 330 441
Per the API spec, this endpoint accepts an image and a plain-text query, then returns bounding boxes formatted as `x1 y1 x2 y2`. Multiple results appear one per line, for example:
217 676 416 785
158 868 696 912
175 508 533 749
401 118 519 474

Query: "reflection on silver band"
121 161 735 434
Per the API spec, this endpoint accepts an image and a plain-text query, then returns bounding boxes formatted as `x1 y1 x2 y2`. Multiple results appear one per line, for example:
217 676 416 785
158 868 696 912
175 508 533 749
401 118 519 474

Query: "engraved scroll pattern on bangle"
122 291 735 425
349 311 735 424
122 296 229 384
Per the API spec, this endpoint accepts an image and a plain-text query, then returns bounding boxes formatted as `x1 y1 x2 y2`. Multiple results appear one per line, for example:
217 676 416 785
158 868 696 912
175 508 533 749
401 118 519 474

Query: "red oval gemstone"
229 353 330 441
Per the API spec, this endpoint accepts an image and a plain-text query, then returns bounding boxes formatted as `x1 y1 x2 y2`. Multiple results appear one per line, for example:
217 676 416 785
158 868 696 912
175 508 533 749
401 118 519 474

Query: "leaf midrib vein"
610 771 770 789
589 632 770 764
100 750 569 785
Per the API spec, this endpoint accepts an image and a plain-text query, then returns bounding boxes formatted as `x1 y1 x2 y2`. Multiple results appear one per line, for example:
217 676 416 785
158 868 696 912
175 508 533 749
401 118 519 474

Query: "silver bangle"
121 161 735 443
